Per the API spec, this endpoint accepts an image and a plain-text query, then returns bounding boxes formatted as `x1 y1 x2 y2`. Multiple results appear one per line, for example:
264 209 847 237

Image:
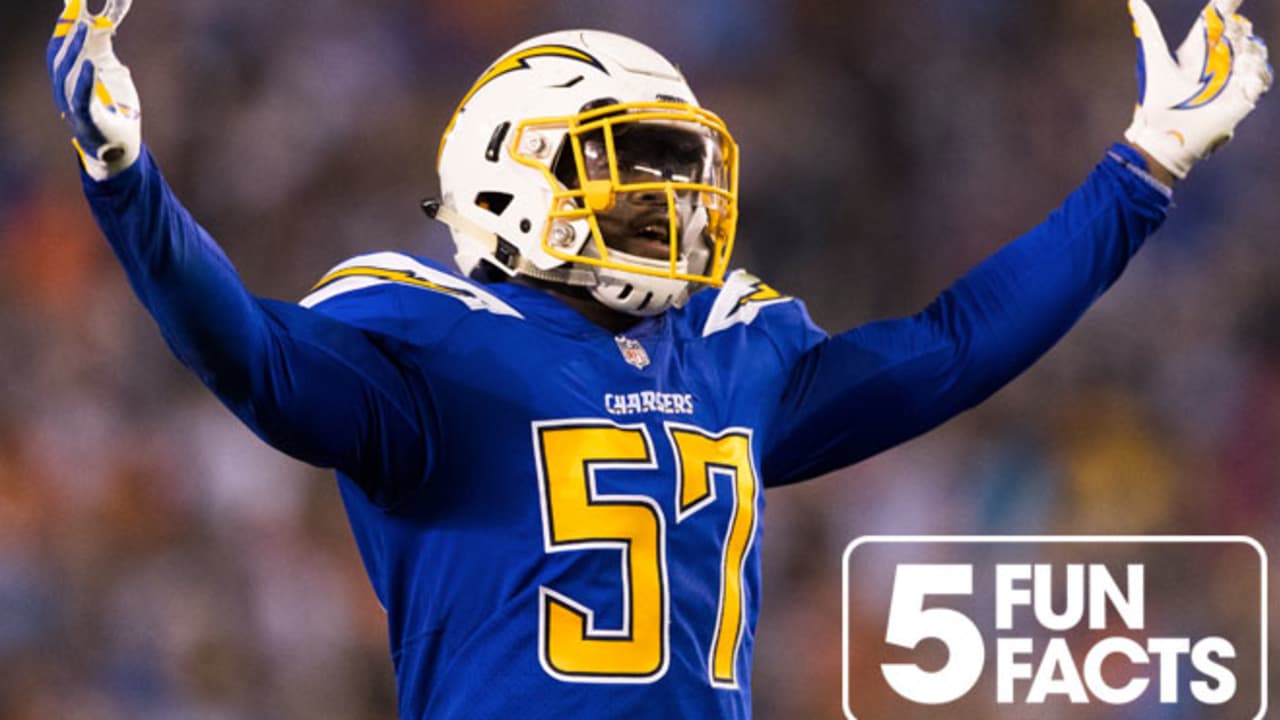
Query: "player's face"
562 123 721 260
593 188 691 261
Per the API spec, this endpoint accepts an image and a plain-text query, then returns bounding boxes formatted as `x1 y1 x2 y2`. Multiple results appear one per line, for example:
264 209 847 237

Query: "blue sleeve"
761 146 1171 486
81 148 433 508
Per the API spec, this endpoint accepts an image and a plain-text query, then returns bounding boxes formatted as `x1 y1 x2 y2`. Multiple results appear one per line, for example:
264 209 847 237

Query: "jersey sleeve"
81 149 435 508
761 145 1172 487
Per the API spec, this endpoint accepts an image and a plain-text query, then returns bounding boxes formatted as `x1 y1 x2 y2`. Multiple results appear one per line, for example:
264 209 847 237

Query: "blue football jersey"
79 144 1169 718
300 252 823 718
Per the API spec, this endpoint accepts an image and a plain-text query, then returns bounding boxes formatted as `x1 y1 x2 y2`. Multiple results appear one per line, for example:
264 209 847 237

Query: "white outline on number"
533 418 670 684
664 422 761 690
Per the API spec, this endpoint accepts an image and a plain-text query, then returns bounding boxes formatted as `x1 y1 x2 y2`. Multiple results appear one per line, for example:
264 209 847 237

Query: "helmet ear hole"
475 192 513 215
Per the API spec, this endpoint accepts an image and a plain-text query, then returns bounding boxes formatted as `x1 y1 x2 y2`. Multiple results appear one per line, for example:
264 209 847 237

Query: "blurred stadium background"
2 0 1278 717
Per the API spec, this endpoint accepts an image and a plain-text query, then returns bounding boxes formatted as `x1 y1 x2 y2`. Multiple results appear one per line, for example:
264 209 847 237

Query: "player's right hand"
1125 0 1272 179
47 0 141 181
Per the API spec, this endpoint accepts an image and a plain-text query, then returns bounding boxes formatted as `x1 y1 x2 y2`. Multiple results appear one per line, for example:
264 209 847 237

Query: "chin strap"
422 199 597 286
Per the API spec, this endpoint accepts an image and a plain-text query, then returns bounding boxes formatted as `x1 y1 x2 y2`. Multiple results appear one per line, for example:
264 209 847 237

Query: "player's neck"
511 276 644 335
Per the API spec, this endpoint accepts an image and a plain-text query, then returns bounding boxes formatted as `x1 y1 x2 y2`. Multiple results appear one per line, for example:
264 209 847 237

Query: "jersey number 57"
533 419 758 689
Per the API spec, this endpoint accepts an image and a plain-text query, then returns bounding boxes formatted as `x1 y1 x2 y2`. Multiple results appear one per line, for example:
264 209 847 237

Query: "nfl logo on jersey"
614 335 650 369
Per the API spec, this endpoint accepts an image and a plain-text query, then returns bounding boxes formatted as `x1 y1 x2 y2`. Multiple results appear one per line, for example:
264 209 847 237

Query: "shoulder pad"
700 269 796 338
300 251 523 319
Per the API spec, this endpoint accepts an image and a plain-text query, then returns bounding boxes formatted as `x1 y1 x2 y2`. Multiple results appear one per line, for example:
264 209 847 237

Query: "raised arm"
763 147 1166 486
762 0 1271 487
50 2 432 507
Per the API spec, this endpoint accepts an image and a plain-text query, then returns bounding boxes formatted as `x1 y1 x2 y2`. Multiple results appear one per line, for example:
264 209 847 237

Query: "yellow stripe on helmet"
437 45 606 169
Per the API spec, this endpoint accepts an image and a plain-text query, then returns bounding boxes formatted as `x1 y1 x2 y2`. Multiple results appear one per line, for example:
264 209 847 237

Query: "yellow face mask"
510 101 740 287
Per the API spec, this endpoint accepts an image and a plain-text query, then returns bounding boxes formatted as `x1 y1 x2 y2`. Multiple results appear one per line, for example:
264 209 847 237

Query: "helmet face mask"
520 102 737 281
574 121 721 191
436 31 740 316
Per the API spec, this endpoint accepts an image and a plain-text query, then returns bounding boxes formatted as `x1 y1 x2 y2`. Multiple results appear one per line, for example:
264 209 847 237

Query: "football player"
47 0 1270 717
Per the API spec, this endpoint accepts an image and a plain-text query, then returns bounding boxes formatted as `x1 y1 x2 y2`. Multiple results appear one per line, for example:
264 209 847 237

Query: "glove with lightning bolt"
1126 0 1273 179
47 0 140 181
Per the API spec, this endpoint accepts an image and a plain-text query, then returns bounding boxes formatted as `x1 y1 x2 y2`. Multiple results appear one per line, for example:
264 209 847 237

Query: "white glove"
1125 0 1272 179
47 0 141 181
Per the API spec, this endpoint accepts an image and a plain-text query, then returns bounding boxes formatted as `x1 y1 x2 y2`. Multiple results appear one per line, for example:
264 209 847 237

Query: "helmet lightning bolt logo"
1176 6 1234 109
439 45 608 167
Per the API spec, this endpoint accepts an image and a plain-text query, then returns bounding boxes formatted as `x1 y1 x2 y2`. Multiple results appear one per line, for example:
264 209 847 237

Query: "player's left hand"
1125 0 1272 179
47 0 141 181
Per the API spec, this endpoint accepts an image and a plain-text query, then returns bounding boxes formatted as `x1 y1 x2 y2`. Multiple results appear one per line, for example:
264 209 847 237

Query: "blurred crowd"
2 0 1278 717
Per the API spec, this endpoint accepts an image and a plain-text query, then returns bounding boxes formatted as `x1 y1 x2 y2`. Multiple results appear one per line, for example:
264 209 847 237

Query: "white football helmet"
433 30 740 316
